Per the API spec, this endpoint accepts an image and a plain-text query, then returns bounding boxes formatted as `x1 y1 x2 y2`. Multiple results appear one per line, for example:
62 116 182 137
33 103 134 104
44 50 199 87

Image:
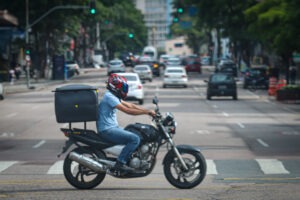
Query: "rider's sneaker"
113 161 134 172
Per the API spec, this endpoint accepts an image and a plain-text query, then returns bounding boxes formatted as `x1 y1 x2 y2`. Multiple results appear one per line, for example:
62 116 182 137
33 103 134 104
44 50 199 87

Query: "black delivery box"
54 84 99 123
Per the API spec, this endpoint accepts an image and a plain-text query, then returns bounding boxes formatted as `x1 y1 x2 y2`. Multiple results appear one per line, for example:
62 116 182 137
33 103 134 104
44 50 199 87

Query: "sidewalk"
2 67 106 94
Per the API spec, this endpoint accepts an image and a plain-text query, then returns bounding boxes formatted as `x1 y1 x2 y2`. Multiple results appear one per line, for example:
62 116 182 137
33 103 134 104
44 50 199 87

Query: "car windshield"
135 66 148 71
250 69 266 76
110 61 121 65
167 69 183 73
211 74 233 82
123 75 137 81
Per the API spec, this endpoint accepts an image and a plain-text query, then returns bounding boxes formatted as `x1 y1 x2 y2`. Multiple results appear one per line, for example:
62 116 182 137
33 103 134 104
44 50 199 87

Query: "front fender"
162 145 201 164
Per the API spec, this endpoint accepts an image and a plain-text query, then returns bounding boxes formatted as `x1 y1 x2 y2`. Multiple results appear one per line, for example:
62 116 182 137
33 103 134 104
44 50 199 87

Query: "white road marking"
222 112 229 117
257 138 269 147
0 161 18 173
31 105 40 110
282 131 299 135
32 140 46 148
206 160 218 175
196 130 210 135
256 159 290 174
5 113 17 118
237 122 245 128
47 160 64 174
155 85 159 96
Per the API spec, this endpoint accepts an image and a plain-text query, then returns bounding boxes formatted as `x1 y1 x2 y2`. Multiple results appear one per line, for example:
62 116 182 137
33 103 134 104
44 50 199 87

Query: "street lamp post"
25 0 31 89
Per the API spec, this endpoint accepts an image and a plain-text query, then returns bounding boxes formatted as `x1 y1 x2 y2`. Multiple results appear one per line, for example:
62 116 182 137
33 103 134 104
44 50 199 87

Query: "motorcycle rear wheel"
63 147 106 189
164 151 206 189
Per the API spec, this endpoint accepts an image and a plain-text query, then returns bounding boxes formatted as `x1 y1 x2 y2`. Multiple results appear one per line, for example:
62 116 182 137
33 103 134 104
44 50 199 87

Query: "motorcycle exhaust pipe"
68 152 106 173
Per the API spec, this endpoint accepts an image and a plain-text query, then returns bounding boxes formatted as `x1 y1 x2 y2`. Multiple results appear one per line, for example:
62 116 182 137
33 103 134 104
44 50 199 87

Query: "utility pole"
25 0 32 89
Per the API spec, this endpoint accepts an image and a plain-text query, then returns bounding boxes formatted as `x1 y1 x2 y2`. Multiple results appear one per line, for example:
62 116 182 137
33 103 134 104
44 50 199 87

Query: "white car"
107 59 126 76
166 57 182 67
163 67 188 88
133 64 153 82
116 73 144 105
0 83 4 100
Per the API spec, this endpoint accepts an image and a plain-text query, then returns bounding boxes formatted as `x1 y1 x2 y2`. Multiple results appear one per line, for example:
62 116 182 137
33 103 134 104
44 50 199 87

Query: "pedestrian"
290 66 297 85
96 73 156 172
15 64 22 80
9 68 15 85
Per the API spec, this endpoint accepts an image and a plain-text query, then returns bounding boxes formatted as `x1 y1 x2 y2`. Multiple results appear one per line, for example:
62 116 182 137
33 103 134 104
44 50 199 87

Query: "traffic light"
128 33 134 38
177 7 184 14
90 0 96 14
25 46 30 55
173 15 179 23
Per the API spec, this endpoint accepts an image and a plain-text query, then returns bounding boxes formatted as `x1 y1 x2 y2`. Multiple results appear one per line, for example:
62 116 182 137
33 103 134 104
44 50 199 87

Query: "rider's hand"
148 110 156 117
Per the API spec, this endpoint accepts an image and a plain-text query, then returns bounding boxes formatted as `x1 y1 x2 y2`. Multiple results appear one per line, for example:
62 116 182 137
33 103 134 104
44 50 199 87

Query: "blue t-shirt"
96 91 121 132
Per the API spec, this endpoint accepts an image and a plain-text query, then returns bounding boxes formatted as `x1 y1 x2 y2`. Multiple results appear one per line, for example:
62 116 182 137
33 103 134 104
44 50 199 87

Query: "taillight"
138 84 142 89
164 75 169 78
182 75 187 78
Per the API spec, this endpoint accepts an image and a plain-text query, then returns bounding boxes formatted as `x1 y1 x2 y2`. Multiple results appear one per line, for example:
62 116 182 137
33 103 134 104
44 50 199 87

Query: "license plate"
219 85 227 89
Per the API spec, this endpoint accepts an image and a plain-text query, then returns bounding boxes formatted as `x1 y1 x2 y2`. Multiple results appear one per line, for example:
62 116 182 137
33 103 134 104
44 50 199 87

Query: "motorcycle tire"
63 147 106 189
163 150 206 189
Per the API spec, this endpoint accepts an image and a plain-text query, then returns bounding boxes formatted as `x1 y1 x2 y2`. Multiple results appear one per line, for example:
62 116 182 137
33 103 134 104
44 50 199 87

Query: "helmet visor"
122 82 128 94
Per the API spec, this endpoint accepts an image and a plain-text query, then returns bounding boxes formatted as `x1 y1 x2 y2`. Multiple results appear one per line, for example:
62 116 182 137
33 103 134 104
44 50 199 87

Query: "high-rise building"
134 0 173 52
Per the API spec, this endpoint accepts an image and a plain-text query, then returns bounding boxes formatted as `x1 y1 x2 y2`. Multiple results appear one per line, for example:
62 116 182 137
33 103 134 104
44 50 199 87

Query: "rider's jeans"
100 127 140 165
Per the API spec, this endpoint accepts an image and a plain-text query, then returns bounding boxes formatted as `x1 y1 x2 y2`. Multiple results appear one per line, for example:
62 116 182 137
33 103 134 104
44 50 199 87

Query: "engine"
129 143 156 170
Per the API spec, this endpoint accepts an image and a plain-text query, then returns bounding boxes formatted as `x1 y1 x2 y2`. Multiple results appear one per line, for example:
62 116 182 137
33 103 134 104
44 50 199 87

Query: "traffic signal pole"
25 1 90 88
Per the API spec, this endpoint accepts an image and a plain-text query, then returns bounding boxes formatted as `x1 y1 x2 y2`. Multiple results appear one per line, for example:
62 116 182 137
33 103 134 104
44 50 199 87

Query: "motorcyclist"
96 73 155 172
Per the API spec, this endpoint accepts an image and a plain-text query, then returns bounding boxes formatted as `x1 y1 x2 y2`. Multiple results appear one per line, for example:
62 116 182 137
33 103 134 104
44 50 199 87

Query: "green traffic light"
25 49 30 55
178 8 183 13
90 8 96 14
128 33 134 38
173 17 179 23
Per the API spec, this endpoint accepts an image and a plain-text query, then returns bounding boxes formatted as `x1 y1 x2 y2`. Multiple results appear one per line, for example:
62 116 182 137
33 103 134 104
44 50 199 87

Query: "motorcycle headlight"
163 112 174 126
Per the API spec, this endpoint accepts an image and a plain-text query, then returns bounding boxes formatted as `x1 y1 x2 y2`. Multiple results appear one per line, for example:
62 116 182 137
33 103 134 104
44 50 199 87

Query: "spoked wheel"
63 147 106 189
163 151 206 189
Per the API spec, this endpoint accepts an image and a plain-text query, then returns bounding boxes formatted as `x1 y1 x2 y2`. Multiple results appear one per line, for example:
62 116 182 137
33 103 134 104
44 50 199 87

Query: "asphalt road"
0 67 299 200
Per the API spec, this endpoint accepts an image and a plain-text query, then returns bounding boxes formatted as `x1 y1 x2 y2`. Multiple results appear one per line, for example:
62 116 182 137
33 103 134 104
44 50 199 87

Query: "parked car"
205 73 237 100
133 64 153 82
0 82 4 100
66 60 80 75
182 55 202 73
116 72 144 105
243 67 269 89
215 60 238 77
137 56 160 77
163 66 188 88
107 59 126 76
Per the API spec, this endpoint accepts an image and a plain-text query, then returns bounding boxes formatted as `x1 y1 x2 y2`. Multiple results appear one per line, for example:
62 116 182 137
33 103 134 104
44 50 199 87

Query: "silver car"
133 64 153 82
107 59 126 75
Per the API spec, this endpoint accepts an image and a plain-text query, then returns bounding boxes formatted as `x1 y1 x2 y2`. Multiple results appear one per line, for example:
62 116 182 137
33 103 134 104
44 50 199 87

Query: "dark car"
205 73 237 100
215 61 238 77
137 56 160 77
182 55 202 73
243 67 269 89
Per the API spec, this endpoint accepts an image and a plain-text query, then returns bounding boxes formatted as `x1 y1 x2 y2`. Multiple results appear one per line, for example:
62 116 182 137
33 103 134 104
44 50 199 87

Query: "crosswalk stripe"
256 159 290 174
206 159 218 175
47 160 64 174
0 161 18 173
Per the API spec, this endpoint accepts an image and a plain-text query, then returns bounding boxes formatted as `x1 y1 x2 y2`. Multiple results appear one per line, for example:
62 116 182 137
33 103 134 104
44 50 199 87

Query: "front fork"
158 123 188 170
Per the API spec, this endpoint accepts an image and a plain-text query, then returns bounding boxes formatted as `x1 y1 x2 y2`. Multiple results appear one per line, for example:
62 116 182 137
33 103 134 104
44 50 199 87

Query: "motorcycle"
57 96 207 189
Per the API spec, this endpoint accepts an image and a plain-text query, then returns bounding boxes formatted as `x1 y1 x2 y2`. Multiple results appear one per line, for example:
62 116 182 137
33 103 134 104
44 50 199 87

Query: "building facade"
134 0 173 52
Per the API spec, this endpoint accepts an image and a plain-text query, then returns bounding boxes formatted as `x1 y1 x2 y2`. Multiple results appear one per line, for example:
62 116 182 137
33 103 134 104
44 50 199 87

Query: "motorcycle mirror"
152 96 158 105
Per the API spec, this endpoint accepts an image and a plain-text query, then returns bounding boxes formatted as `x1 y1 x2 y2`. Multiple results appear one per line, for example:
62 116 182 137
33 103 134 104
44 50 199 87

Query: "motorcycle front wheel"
163 150 206 189
63 147 106 189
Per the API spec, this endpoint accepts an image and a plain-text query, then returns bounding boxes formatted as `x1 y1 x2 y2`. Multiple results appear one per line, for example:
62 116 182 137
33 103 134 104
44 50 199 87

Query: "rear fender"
162 145 200 164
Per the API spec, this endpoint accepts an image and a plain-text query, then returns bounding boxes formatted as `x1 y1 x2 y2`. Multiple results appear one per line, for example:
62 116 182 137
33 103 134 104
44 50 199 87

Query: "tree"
245 0 300 83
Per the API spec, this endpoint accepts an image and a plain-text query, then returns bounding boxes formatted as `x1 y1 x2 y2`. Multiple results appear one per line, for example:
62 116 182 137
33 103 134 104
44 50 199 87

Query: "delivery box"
54 84 99 123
